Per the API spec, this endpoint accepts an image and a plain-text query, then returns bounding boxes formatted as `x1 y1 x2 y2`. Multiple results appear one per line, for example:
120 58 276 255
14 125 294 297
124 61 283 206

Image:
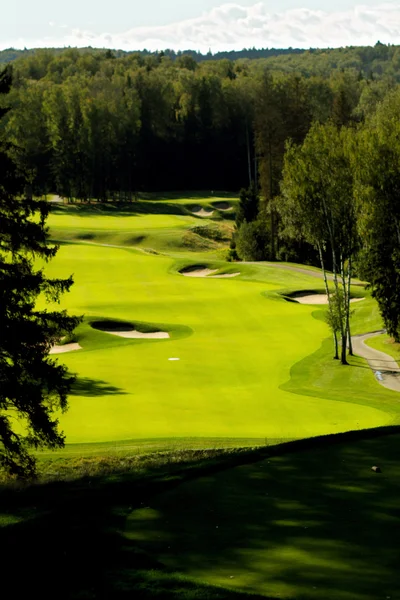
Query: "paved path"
352 331 400 392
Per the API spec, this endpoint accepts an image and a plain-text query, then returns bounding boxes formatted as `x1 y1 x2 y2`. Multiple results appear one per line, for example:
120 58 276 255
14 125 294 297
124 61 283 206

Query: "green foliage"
1 43 392 201
0 67 80 477
190 223 231 242
236 218 270 261
280 122 358 363
326 290 346 334
235 184 259 227
354 89 400 341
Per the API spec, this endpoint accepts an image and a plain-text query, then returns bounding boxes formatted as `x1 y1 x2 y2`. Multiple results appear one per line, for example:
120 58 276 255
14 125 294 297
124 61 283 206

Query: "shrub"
236 219 271 261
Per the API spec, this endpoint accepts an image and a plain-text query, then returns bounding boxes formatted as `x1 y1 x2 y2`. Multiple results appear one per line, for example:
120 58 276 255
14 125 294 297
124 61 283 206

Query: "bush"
190 224 230 242
236 219 271 261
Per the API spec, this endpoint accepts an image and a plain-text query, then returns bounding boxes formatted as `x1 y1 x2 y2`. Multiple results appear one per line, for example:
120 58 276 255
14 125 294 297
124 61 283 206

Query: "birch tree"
280 123 357 364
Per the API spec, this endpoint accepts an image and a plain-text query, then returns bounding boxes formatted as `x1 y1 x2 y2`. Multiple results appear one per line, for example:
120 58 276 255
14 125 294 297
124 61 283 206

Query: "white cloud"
3 2 400 52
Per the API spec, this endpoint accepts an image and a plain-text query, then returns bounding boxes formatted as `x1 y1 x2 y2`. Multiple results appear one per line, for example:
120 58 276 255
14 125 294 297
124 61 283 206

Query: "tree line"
2 41 400 79
277 89 400 363
1 45 398 201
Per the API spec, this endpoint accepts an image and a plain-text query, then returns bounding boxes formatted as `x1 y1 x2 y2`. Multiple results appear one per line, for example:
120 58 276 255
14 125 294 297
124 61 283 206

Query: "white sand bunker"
50 342 82 354
102 329 170 339
292 293 365 305
190 205 214 217
210 272 240 279
91 321 170 339
181 268 239 278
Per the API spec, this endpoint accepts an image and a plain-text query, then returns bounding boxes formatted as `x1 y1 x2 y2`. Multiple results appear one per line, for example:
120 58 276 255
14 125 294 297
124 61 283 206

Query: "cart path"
352 330 400 392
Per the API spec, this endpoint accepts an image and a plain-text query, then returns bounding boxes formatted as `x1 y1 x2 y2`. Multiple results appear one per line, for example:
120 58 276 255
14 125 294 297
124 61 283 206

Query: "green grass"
29 204 400 458
124 433 400 600
49 203 235 254
4 197 400 599
2 431 400 599
37 236 394 448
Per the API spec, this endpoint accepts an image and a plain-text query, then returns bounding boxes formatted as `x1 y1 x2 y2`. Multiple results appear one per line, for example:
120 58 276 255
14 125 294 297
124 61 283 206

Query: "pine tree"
0 66 81 477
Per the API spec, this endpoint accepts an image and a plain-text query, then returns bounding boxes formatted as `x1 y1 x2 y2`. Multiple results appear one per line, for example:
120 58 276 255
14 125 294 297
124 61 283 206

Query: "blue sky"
1 1 400 52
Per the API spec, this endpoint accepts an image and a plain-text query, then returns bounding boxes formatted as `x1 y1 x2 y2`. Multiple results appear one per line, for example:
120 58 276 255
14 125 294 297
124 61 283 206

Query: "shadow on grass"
1 429 399 599
122 433 400 600
0 447 269 599
70 376 127 397
51 200 188 218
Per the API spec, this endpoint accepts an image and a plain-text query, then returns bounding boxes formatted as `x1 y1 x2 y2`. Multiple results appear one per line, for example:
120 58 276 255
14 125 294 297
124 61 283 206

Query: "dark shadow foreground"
1 427 399 599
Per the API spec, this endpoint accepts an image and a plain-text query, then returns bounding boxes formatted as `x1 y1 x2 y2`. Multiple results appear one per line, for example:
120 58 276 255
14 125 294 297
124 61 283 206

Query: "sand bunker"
101 329 170 339
50 342 82 354
210 272 240 278
292 293 365 305
91 320 169 339
190 205 214 217
212 201 233 211
182 268 218 277
181 268 239 278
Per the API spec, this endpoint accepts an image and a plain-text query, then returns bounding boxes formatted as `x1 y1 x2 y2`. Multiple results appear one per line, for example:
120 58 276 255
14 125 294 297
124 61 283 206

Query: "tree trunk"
339 254 349 365
347 256 353 355
318 244 338 360
321 193 347 366
332 246 348 365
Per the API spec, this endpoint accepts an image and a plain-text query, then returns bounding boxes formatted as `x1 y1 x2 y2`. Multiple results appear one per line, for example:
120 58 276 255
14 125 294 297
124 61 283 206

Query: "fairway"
39 203 400 447
125 433 400 600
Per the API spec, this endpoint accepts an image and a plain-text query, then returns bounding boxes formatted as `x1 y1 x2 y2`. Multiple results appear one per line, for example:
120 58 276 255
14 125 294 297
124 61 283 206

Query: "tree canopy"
0 66 80 477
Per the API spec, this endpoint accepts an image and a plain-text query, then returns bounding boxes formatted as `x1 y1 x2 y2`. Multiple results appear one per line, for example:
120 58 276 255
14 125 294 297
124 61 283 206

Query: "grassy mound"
92 320 136 332
212 201 233 210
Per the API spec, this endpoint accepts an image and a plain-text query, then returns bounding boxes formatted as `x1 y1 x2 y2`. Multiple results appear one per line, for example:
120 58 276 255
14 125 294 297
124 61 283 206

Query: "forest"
0 43 398 198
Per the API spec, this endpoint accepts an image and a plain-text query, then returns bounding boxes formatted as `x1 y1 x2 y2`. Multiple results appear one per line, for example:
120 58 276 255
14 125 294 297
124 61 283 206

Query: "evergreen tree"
236 183 260 227
0 66 80 477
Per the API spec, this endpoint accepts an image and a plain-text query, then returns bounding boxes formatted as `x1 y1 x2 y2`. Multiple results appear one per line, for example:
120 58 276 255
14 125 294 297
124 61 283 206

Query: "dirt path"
352 331 400 392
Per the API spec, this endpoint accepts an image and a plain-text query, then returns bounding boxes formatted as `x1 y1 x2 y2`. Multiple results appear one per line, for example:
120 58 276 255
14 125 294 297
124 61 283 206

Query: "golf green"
37 207 400 446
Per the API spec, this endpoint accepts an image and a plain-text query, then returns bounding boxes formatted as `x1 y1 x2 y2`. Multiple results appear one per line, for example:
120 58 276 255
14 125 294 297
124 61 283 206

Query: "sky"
1 1 400 53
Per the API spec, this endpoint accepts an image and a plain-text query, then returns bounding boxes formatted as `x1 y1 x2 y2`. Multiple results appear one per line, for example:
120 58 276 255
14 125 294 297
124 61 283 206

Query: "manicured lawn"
35 207 400 452
4 201 400 600
125 433 400 600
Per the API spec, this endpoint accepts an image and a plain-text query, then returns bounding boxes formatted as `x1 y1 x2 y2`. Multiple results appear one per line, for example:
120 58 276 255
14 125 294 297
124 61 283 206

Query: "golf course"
3 194 400 600
41 196 400 449
4 36 400 600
